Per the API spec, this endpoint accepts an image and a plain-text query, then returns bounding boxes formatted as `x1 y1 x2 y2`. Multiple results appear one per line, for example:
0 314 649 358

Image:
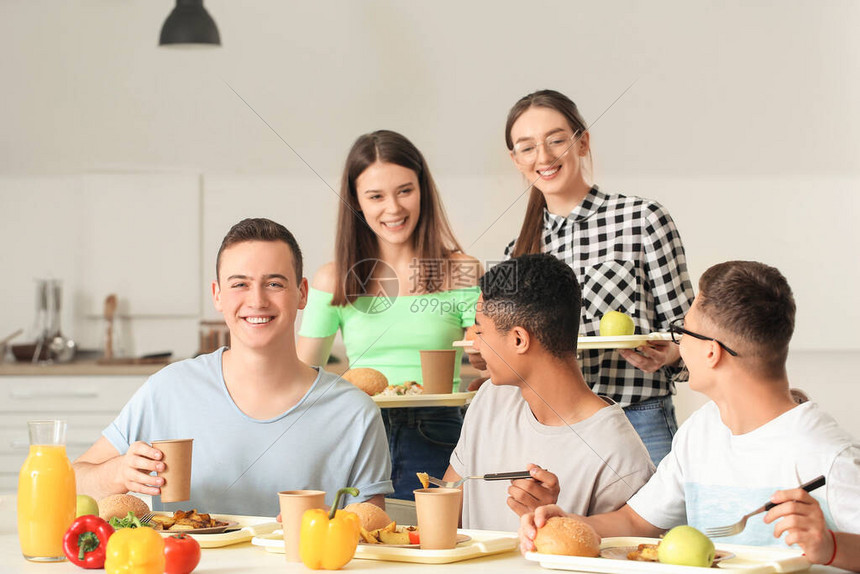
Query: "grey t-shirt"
451 382 655 531
103 348 393 516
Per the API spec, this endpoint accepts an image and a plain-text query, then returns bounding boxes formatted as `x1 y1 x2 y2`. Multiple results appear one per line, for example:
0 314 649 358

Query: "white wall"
1 1 858 432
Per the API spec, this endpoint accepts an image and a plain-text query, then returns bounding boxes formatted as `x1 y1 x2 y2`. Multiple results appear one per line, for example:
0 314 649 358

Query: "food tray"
253 528 518 564
372 391 476 408
578 333 672 350
153 512 279 548
525 536 810 574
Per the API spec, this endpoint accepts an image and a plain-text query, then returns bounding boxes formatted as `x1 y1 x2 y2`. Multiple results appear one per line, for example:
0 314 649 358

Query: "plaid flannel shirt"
504 186 694 406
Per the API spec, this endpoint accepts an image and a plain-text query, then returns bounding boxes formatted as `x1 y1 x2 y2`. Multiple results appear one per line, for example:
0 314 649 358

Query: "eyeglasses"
670 319 739 357
512 131 579 163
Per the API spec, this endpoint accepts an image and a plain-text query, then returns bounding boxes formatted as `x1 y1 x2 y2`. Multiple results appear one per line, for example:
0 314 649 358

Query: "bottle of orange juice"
17 420 76 562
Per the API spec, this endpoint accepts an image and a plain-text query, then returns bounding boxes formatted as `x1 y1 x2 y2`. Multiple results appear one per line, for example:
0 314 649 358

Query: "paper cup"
152 439 193 503
414 487 461 549
420 349 457 394
279 490 326 562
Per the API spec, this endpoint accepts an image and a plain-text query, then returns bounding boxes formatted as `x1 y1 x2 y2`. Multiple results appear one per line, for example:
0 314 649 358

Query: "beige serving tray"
153 512 279 548
526 536 810 574
372 391 476 408
252 528 518 564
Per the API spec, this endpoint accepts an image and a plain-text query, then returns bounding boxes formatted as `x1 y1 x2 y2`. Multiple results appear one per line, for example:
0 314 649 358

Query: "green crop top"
299 286 480 390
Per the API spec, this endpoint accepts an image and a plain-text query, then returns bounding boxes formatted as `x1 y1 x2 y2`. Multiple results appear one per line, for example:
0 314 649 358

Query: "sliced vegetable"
408 529 420 545
164 533 201 574
300 487 361 570
62 514 115 569
108 511 150 530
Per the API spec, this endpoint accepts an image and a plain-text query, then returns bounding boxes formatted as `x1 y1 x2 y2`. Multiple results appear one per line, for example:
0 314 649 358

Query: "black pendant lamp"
159 0 221 47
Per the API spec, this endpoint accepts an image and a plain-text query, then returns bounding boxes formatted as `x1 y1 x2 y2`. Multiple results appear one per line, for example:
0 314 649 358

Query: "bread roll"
98 493 151 521
343 502 392 531
534 516 601 557
342 368 388 396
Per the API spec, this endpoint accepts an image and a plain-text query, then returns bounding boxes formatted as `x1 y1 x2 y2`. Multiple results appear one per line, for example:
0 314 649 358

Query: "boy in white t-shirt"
520 261 860 570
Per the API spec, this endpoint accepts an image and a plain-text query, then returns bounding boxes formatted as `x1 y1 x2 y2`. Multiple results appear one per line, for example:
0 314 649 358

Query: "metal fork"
704 475 825 538
426 470 533 488
139 512 155 525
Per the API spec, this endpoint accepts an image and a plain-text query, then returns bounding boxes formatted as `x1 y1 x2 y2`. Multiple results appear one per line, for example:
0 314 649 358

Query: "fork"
139 512 155 525
704 475 825 538
426 470 533 488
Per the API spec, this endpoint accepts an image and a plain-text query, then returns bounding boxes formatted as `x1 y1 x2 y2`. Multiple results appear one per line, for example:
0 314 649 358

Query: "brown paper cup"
414 487 461 549
152 439 193 503
420 350 457 394
279 490 326 562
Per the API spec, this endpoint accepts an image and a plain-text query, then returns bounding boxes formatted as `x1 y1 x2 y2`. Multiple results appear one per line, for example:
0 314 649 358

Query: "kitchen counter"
0 492 851 573
0 360 168 377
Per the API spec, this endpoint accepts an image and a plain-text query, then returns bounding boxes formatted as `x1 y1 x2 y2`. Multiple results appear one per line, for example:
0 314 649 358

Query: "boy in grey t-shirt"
446 254 654 531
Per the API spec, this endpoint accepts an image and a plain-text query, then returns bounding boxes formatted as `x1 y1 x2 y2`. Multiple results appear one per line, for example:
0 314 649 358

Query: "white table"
0 493 850 573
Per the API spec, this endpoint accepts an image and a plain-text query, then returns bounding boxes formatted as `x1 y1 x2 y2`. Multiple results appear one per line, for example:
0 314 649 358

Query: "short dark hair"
698 261 795 376
216 218 303 282
479 254 581 358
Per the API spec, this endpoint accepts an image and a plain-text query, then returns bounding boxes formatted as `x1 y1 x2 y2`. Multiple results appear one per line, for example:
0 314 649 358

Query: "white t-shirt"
628 401 860 546
103 348 393 516
451 382 655 531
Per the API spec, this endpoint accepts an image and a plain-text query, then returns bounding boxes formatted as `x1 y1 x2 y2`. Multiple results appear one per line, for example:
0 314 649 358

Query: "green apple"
76 494 99 517
599 310 635 336
657 525 715 567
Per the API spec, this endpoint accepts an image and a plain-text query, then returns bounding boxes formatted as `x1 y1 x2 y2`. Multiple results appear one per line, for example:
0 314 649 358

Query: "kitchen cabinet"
0 374 147 492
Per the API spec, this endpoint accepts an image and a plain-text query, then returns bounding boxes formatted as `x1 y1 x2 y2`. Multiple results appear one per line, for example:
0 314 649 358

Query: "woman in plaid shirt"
479 89 695 466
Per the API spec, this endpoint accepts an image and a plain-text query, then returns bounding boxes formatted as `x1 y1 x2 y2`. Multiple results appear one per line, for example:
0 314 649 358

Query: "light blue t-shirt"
103 348 393 516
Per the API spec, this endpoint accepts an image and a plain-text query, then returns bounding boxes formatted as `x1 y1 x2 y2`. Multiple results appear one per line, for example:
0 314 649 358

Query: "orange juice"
17 444 76 561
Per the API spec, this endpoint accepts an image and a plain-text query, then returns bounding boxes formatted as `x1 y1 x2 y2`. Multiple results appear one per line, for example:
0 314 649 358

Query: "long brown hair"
505 90 591 257
332 130 464 305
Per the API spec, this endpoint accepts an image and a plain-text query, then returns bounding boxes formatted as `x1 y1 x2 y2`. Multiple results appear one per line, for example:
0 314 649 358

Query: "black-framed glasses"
670 319 739 357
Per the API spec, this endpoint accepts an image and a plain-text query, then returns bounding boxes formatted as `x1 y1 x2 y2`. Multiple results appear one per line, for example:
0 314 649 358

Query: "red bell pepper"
63 514 115 569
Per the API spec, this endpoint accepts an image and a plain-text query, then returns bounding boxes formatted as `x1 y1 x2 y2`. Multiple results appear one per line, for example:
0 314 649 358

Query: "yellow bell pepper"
300 487 361 570
104 526 165 574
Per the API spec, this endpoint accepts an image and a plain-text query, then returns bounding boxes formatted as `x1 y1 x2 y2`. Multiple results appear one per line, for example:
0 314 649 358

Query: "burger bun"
534 516 601 557
343 502 392 531
342 368 388 396
98 493 151 521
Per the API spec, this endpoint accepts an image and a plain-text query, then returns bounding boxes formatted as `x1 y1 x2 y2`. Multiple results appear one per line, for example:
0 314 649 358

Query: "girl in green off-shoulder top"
300 287 479 390
297 130 481 500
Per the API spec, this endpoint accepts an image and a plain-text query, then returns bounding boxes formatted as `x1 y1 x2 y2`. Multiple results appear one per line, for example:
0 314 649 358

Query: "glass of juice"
17 420 76 562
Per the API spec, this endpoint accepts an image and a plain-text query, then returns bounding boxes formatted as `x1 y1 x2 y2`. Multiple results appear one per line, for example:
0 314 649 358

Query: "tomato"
164 533 201 574
408 530 420 545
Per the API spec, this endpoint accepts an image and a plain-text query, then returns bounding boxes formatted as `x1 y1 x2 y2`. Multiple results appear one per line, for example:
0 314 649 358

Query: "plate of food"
601 543 735 565
526 536 809 574
149 509 237 534
339 367 475 407
358 521 471 548
150 511 279 548
577 333 672 350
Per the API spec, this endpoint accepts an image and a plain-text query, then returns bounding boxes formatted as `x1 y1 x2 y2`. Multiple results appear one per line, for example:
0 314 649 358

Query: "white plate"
526 536 810 574
253 528 518 564
372 391 476 408
578 333 672 350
